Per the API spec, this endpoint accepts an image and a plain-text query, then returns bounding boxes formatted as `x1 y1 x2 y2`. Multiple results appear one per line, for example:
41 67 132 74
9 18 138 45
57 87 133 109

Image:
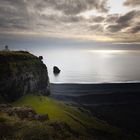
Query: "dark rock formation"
39 56 43 61
0 51 50 102
53 66 61 74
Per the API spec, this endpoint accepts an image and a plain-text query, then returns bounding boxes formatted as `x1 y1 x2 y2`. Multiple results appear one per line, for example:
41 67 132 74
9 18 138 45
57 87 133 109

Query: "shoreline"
50 81 140 84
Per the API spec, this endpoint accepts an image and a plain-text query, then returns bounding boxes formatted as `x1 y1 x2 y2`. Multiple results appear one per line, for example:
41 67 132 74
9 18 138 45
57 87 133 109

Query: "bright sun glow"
87 50 137 54
92 50 123 53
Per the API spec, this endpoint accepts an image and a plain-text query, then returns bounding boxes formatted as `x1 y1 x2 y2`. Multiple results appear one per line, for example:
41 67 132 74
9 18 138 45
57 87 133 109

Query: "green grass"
0 94 138 139
0 112 88 140
13 95 85 131
0 51 39 67
13 95 123 135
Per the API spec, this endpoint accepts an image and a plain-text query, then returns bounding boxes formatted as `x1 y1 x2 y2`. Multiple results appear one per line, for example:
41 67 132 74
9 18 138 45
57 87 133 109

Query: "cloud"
0 0 36 32
0 0 140 42
130 26 140 33
107 24 124 33
0 0 109 31
127 24 140 33
117 10 137 25
124 0 140 7
105 14 119 23
36 0 109 15
40 14 84 23
106 10 140 33
89 16 105 23
89 24 104 33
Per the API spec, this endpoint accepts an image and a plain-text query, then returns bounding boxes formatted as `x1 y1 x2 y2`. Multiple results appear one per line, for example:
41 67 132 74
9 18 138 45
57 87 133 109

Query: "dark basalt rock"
39 56 43 61
0 51 50 102
53 66 61 74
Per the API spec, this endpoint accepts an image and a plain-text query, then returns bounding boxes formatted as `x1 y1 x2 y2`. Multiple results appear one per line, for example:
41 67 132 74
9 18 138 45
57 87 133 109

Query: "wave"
51 80 140 84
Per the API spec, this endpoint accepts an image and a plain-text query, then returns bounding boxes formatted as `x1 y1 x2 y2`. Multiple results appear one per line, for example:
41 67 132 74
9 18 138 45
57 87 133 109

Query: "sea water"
43 48 140 83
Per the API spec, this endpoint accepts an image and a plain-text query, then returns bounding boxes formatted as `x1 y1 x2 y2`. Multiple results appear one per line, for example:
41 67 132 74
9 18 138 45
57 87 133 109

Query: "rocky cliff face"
0 51 50 102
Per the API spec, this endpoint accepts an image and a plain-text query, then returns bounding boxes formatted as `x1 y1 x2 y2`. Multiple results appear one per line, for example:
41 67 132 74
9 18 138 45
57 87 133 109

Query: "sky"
0 0 140 44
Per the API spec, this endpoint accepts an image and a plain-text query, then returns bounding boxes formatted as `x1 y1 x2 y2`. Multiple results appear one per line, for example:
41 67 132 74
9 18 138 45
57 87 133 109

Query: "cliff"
0 51 50 101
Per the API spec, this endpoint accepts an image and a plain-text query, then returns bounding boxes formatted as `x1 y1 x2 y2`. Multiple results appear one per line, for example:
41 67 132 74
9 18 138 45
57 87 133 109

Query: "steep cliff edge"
0 51 50 101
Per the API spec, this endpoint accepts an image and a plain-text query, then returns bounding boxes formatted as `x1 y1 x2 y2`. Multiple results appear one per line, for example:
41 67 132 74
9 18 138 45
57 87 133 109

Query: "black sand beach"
50 83 140 104
50 83 140 134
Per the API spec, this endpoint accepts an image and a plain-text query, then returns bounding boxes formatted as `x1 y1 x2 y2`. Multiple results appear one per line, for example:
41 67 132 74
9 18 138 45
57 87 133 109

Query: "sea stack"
53 66 61 74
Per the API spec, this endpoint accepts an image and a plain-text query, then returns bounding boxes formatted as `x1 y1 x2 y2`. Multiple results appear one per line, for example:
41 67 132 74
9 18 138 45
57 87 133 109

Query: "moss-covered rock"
0 51 50 101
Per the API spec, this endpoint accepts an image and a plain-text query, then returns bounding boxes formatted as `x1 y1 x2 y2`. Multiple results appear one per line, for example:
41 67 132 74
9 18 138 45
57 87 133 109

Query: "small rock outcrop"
53 66 61 74
0 51 50 102
39 56 43 61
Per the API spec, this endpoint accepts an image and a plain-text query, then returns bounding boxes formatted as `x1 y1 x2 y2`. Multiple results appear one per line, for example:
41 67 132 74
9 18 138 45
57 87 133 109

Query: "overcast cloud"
0 0 140 42
124 0 140 7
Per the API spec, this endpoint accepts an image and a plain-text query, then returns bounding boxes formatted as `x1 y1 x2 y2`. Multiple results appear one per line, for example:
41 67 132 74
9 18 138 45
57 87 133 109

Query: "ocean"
43 48 140 83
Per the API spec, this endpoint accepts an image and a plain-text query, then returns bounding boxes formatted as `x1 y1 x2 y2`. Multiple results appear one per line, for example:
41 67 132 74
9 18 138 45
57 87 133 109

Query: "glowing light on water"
87 50 140 54
89 50 123 54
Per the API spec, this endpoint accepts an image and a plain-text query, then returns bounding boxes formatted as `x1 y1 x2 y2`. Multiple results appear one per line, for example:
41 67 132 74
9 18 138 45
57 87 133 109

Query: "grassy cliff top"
0 51 42 67
0 51 37 61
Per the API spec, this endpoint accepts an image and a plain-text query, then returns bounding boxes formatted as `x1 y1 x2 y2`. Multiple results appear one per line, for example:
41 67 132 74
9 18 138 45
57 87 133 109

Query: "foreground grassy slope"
0 112 82 140
14 95 109 132
12 94 138 140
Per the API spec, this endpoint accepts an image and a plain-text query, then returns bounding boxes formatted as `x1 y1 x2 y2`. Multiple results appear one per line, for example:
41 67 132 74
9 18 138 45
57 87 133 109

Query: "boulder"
34 114 49 121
